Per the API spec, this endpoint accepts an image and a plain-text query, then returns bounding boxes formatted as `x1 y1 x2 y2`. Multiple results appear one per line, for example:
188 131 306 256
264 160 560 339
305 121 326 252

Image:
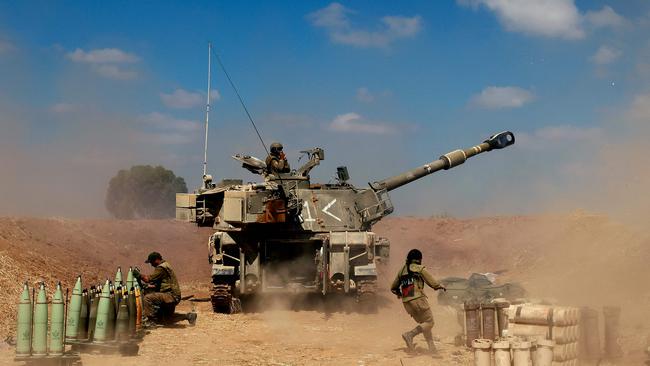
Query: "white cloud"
534 125 603 141
459 1 628 39
209 89 221 103
625 93 650 123
471 86 535 109
136 111 201 145
161 89 202 109
139 112 202 133
356 87 374 103
50 103 76 113
585 6 626 29
308 3 422 48
590 45 621 65
92 64 137 80
328 112 395 134
66 48 138 63
160 88 220 109
517 125 603 149
458 0 585 40
66 47 139 80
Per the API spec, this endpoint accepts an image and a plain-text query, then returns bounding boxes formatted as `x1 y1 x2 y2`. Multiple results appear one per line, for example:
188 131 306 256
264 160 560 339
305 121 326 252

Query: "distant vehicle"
437 273 527 305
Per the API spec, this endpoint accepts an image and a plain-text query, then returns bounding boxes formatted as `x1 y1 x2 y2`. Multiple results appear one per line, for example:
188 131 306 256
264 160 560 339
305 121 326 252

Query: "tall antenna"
202 42 212 178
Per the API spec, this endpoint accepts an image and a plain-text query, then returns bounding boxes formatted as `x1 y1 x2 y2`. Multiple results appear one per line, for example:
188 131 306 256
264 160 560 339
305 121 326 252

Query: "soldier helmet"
270 142 283 154
406 249 422 262
145 251 163 264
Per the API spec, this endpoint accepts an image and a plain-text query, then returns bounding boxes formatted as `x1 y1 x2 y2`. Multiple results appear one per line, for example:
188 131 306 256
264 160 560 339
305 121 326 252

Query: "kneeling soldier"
138 251 197 326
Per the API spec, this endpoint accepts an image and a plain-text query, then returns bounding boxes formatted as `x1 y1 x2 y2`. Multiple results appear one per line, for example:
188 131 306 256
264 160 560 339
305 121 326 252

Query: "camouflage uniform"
265 154 290 175
265 142 290 175
143 260 182 319
391 262 443 352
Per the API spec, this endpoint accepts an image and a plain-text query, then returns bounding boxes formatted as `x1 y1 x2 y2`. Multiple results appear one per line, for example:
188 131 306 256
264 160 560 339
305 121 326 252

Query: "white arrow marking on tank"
302 201 315 222
322 199 341 222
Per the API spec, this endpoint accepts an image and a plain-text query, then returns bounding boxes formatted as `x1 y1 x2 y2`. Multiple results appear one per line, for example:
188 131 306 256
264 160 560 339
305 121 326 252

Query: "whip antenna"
211 48 269 156
202 42 212 178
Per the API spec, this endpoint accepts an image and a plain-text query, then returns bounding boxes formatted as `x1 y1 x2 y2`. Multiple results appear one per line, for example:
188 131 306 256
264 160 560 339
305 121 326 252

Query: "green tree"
105 165 188 219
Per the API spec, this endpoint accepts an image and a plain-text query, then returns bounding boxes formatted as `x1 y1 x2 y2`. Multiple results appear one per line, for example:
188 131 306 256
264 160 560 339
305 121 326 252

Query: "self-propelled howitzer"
176 131 514 313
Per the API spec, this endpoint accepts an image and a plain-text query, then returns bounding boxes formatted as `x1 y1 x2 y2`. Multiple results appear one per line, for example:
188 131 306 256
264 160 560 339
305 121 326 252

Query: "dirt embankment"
0 217 212 338
0 214 648 364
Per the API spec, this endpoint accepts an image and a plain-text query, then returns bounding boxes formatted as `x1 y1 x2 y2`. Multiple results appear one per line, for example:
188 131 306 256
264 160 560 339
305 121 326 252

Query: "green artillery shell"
127 288 136 334
49 282 65 355
107 287 116 340
31 283 48 356
134 285 142 331
92 280 111 343
64 276 82 341
77 290 89 340
114 286 122 314
126 267 134 293
114 267 123 286
15 282 32 357
115 290 130 342
87 289 99 341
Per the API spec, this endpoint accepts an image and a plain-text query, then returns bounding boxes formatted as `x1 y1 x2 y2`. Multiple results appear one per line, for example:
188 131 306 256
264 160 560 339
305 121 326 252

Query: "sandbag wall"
506 303 581 364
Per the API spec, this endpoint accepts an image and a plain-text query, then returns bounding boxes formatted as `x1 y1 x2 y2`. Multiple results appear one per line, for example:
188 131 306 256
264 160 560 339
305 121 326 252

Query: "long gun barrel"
370 131 515 192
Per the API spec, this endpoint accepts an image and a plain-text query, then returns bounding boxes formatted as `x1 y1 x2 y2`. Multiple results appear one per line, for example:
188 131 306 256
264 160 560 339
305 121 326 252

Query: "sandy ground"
1 215 649 365
0 282 472 366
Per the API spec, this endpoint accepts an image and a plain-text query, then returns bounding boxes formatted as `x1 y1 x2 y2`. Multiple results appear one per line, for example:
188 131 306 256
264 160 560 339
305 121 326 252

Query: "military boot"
427 339 443 355
401 325 422 351
424 334 442 358
186 312 197 326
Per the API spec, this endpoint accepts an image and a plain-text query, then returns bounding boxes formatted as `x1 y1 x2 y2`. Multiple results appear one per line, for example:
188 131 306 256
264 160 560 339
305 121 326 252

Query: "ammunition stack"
471 337 556 366
506 303 581 365
14 282 81 365
463 299 511 346
15 267 145 363
468 301 630 366
65 268 144 355
578 306 624 362
466 300 581 366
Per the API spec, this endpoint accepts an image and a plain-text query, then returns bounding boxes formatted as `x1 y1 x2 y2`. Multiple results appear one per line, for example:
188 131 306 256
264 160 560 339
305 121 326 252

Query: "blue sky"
1 1 649 219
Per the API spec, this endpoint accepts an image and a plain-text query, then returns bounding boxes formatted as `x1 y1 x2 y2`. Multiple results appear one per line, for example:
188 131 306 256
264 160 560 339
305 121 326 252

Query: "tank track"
356 280 378 313
210 284 242 314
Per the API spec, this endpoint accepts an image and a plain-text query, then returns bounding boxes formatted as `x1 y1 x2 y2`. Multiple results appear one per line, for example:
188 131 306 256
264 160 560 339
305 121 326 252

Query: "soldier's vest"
398 264 426 302
399 274 416 298
157 261 182 302
265 156 290 174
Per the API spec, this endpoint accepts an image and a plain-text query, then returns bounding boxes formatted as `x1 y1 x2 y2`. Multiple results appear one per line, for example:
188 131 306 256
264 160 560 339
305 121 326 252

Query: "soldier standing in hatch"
391 249 446 354
138 251 197 326
265 142 291 175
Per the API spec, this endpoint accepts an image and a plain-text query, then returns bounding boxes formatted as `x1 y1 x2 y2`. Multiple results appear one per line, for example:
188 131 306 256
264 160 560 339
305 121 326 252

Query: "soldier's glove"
132 267 142 280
